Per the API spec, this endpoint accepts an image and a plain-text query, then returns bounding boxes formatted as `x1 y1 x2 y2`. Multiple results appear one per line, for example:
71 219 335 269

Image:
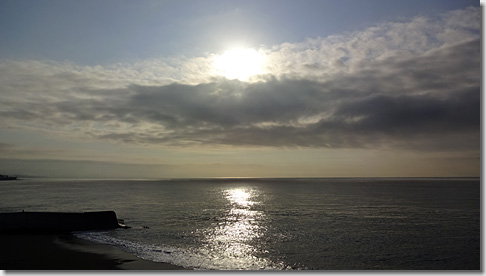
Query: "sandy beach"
0 233 187 270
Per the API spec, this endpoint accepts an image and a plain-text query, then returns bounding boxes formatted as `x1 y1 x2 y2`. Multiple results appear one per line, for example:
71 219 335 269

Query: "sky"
0 0 481 178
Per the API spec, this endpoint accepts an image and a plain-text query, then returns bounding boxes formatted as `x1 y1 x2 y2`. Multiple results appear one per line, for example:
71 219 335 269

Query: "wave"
74 231 289 270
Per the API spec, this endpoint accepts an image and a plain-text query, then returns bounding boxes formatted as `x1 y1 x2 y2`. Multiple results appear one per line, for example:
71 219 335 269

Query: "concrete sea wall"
0 211 122 233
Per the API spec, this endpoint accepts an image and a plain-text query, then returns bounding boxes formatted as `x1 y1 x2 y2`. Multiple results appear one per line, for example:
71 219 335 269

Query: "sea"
0 177 480 270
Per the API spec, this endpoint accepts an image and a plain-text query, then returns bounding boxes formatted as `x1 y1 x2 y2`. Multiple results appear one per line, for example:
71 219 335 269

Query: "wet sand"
0 233 187 270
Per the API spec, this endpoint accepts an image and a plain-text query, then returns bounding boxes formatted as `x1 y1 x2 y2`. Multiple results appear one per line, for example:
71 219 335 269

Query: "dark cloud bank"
3 39 480 152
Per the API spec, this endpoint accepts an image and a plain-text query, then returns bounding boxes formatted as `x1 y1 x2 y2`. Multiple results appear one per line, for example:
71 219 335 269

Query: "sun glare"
213 48 265 81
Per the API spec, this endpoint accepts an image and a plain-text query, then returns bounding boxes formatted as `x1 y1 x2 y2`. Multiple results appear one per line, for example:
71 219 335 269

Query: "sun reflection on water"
218 189 261 243
227 188 254 208
197 187 280 269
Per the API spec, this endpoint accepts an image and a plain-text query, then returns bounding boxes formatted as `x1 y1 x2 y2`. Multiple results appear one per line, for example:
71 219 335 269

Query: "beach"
0 233 186 270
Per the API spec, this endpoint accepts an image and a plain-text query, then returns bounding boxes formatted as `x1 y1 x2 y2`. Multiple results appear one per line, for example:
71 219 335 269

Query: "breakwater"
0 211 124 233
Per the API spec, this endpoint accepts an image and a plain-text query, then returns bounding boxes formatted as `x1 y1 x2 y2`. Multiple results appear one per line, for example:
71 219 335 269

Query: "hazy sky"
0 0 480 178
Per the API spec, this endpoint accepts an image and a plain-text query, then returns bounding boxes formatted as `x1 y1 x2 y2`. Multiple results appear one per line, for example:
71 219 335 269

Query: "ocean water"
0 177 479 270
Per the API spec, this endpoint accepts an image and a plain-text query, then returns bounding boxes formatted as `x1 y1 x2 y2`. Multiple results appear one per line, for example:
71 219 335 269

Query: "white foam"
74 231 288 270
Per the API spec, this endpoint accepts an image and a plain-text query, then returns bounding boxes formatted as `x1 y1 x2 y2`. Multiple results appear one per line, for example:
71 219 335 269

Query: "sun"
213 48 266 81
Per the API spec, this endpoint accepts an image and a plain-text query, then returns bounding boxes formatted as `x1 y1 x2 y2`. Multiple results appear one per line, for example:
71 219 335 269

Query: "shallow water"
0 177 479 270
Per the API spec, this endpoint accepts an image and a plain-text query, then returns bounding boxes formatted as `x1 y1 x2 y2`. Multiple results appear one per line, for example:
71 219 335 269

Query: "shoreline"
0 233 187 270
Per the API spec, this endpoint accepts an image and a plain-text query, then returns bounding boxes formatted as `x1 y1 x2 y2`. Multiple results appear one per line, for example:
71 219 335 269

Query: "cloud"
270 6 479 80
0 7 480 153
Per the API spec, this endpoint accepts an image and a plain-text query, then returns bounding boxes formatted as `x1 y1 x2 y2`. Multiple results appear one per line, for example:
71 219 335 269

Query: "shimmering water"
0 178 479 270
